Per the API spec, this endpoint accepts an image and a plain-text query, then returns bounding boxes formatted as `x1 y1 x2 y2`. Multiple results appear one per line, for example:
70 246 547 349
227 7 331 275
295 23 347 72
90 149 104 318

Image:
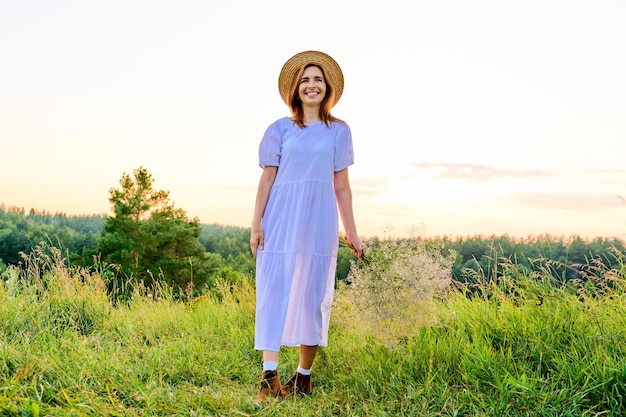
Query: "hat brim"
278 50 344 107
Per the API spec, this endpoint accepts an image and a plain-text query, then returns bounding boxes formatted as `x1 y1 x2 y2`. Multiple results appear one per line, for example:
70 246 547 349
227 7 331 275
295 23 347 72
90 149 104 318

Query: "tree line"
2 167 625 297
441 234 625 284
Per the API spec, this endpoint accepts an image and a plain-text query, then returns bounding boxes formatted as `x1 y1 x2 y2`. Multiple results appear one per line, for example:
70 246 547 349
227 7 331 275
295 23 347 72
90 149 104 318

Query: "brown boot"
255 370 282 402
280 372 312 396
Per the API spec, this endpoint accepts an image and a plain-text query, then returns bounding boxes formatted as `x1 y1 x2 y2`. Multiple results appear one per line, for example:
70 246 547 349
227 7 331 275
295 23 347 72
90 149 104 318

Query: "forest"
2 203 624 290
2 167 624 296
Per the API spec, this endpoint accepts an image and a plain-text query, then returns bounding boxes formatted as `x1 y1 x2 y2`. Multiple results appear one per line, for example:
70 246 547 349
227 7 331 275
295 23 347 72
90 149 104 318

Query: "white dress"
254 117 354 351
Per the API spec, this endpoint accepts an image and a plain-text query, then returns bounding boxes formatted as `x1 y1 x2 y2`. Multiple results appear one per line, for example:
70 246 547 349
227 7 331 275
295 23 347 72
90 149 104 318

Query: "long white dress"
254 117 354 351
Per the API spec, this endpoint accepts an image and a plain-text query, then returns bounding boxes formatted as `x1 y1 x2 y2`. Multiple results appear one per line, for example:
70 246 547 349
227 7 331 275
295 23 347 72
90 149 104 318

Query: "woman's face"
298 65 326 108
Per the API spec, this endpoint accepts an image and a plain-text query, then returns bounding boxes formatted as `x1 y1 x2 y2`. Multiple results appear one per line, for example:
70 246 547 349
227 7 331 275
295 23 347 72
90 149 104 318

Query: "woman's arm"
250 166 278 259
334 168 365 259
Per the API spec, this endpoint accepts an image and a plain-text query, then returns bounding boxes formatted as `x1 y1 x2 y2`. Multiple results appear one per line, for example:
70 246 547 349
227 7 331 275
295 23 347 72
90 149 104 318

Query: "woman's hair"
287 64 344 129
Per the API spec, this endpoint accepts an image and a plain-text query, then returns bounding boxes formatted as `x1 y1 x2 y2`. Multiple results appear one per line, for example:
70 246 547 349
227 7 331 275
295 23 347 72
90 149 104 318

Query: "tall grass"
1 241 626 416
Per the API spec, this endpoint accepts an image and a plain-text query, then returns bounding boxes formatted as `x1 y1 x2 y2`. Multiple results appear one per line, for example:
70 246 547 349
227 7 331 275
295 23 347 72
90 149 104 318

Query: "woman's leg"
263 350 279 365
299 345 318 369
281 345 317 396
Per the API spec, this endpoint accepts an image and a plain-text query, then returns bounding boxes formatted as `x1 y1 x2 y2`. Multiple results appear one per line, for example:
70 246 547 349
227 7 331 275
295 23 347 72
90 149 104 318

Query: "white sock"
297 366 311 376
263 361 278 371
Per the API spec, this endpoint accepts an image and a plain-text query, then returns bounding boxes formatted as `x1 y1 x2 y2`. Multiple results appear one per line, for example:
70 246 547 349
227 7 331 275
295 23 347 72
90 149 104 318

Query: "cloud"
505 192 623 211
579 169 626 188
350 177 389 196
411 162 553 182
582 168 626 176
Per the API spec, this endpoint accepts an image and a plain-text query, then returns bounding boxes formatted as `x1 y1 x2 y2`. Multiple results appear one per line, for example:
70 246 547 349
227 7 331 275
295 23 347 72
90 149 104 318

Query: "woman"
250 50 365 402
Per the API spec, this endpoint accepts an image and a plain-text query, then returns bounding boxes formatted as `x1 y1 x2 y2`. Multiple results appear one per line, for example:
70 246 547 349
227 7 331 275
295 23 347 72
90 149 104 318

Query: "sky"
1 0 625 240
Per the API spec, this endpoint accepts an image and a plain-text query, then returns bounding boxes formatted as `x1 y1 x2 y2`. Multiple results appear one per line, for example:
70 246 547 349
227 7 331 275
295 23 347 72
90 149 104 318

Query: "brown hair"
287 64 344 129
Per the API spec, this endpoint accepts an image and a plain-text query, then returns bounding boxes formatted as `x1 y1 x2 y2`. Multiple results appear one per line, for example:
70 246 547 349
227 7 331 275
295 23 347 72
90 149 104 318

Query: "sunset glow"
1 1 625 240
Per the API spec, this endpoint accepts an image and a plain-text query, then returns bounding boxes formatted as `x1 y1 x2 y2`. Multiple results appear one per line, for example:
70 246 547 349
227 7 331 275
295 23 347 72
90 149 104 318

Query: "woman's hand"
346 233 366 261
250 224 264 260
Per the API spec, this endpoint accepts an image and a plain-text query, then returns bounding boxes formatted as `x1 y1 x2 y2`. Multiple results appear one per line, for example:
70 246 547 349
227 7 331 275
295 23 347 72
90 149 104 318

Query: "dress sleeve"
258 121 282 168
334 123 354 172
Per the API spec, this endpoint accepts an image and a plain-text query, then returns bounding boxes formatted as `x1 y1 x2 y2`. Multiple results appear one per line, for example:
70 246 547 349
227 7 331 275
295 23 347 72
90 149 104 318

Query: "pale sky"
1 0 625 239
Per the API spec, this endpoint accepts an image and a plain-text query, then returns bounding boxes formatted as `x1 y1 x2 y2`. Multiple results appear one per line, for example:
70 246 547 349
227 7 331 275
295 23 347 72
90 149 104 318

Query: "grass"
1 243 626 416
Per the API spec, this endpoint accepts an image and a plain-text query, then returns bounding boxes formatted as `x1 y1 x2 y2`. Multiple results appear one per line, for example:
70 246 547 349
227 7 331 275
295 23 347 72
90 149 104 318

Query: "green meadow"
1 241 626 416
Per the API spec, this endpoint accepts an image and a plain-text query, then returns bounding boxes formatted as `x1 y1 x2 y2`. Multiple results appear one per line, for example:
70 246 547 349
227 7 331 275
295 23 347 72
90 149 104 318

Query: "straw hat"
278 50 344 107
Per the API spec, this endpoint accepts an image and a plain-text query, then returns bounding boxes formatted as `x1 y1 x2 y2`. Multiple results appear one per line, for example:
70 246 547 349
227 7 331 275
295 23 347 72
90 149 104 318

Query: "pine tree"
98 167 216 294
